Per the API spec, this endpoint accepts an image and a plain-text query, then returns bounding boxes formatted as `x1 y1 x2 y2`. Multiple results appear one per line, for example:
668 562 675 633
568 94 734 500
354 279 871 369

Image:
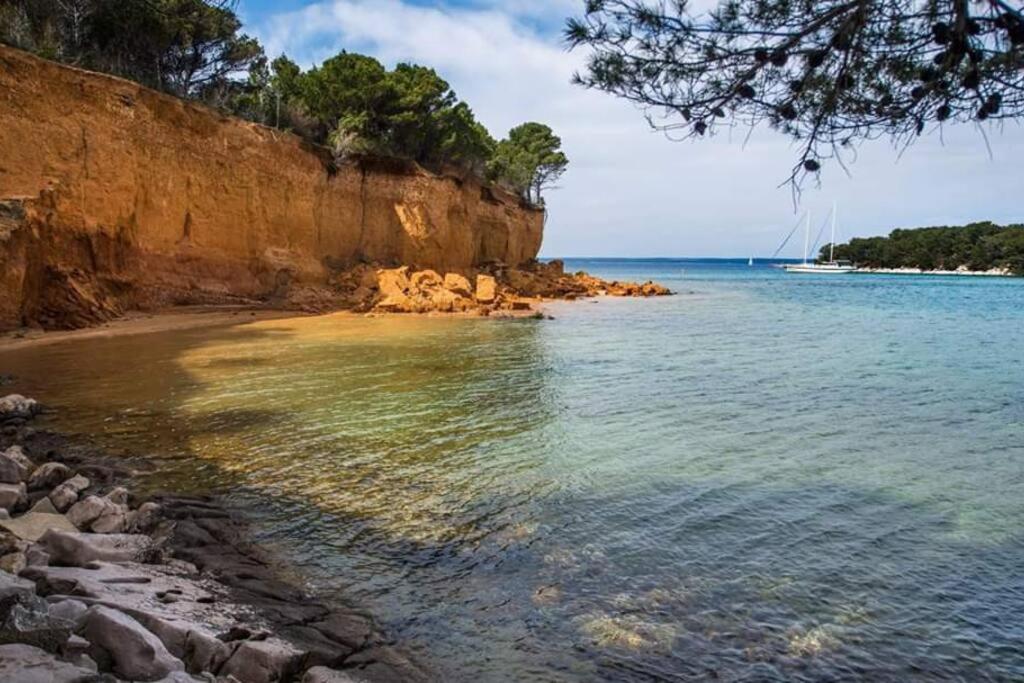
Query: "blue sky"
237 0 1024 258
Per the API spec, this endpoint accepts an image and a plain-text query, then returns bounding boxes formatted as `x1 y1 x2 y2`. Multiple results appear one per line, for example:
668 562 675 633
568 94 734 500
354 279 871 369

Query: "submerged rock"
0 395 40 423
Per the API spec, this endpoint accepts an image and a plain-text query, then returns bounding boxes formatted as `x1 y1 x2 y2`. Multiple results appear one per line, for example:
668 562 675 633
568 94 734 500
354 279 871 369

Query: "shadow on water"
2 312 1023 681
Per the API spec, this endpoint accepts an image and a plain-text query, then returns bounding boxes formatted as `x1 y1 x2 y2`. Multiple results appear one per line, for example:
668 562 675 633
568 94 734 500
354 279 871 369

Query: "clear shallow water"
3 259 1024 681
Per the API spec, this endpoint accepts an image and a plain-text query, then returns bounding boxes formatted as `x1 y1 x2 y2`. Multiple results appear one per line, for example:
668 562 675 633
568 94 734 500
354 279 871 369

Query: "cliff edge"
0 46 546 329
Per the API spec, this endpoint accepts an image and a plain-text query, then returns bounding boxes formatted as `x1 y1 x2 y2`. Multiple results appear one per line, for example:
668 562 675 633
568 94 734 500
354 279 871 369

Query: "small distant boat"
783 204 855 274
748 257 754 267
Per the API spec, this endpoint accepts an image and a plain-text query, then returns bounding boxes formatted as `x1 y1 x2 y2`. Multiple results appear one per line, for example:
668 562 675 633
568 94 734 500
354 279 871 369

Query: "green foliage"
0 0 264 99
294 55 497 169
824 222 1024 274
489 123 569 204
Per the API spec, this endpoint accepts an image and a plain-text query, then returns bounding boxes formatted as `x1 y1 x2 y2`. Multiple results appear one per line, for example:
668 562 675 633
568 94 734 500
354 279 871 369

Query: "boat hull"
782 264 856 274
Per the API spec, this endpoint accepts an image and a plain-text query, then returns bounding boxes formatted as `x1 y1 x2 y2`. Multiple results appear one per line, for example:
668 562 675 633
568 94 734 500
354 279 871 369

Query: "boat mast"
830 201 837 264
803 211 811 264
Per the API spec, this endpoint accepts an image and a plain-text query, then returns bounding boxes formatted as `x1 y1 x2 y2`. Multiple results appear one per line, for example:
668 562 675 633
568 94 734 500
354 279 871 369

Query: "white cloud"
252 0 1024 257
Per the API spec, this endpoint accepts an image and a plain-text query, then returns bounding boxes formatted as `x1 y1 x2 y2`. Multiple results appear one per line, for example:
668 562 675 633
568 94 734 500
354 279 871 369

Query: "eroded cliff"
0 46 544 329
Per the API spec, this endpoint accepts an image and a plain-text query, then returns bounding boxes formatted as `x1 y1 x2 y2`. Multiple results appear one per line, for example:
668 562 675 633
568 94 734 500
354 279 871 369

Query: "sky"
238 0 1024 258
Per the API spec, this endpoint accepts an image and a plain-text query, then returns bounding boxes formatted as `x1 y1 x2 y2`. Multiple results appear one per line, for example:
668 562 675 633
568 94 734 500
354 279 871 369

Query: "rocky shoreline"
0 394 425 682
252 259 671 320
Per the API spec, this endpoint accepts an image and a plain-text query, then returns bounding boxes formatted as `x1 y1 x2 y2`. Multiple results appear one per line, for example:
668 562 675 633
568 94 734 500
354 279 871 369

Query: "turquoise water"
3 259 1023 681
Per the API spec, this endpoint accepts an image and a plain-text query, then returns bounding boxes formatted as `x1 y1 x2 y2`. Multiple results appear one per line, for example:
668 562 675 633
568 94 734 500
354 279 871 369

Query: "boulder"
39 529 157 567
475 274 497 304
409 269 442 292
129 502 163 534
104 486 130 505
304 666 366 683
48 599 88 627
0 445 33 484
0 643 100 683
0 394 40 423
376 267 410 298
443 273 473 297
219 637 303 683
0 482 26 511
429 289 458 313
27 462 72 492
0 591 73 653
49 475 90 512
67 495 128 533
0 570 35 602
78 605 185 681
1 511 78 542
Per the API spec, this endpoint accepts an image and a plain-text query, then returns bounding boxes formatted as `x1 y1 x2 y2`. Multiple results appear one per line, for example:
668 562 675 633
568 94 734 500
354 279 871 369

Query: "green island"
822 222 1024 275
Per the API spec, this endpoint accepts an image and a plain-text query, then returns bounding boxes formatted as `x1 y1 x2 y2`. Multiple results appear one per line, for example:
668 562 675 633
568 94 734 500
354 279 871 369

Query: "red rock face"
0 47 544 330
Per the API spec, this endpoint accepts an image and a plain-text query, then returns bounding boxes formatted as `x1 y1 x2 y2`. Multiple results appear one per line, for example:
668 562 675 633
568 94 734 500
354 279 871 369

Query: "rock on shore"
0 394 425 682
297 259 672 315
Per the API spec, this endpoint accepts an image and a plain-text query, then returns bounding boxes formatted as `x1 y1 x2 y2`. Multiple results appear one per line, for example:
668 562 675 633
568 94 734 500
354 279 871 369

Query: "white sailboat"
783 203 855 274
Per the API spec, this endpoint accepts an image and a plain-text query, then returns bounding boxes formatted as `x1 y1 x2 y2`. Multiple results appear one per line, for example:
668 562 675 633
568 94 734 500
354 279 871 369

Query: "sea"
3 258 1023 681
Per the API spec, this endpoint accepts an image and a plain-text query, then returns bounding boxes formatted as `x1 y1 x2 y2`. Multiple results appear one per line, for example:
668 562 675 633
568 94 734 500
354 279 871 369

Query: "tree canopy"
566 0 1024 184
488 123 570 205
0 0 263 98
823 222 1024 273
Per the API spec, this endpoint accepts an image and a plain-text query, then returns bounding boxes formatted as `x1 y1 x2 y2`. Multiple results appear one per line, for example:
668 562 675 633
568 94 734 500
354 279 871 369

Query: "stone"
25 545 50 567
49 474 90 512
376 267 409 298
0 509 8 520
119 608 231 674
29 496 60 514
0 394 40 423
0 643 100 683
0 482 26 511
91 503 129 534
0 570 35 602
0 526 21 555
40 529 157 567
67 495 128 533
48 599 88 627
429 288 458 313
129 502 163 534
78 605 185 681
303 666 366 683
0 592 73 653
443 272 473 297
27 462 72 492
219 637 303 683
409 269 442 292
0 445 33 484
0 551 26 574
0 511 78 542
104 486 129 505
475 274 497 303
